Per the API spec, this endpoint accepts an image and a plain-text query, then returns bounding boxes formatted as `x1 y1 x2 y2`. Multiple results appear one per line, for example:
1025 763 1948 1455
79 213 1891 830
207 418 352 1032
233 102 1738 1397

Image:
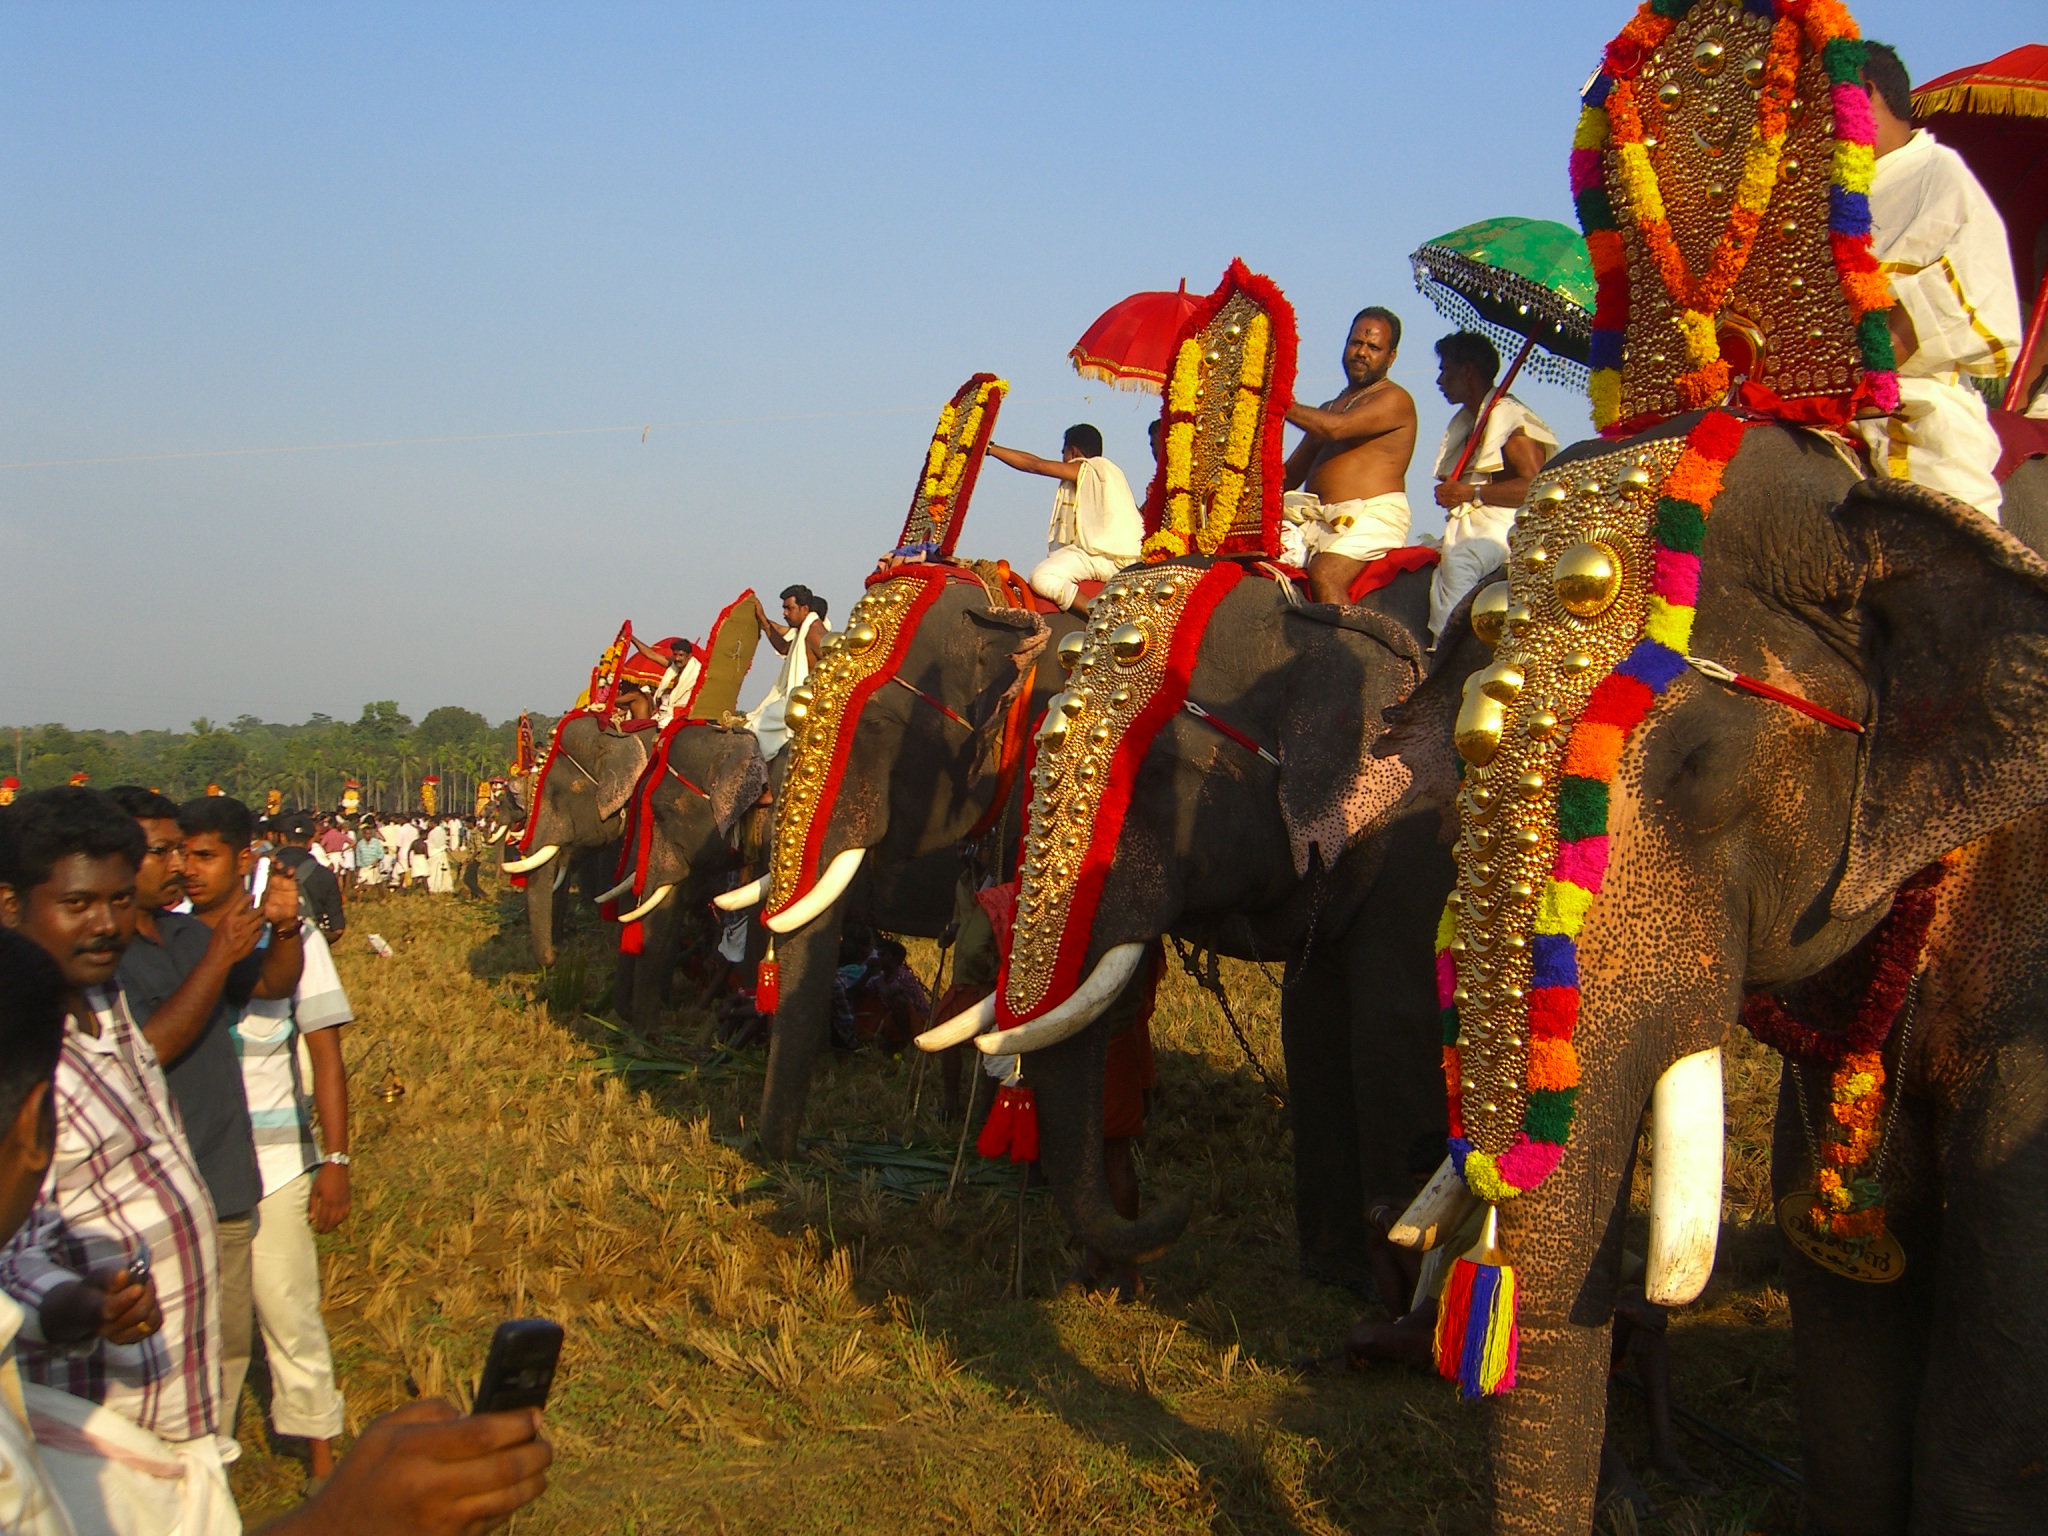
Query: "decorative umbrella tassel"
1433 1205 1520 1398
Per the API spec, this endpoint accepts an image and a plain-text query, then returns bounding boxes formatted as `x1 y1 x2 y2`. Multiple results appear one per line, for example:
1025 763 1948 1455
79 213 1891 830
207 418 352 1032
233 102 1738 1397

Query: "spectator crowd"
0 786 549 1535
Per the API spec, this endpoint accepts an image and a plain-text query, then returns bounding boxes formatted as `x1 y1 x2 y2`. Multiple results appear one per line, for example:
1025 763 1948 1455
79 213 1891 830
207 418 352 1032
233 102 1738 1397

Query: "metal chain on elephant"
1791 972 1924 1187
1169 936 1286 1106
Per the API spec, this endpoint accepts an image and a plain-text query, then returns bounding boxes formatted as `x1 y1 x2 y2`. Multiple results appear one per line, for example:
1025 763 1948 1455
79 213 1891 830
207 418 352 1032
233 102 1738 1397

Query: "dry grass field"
226 871 1806 1534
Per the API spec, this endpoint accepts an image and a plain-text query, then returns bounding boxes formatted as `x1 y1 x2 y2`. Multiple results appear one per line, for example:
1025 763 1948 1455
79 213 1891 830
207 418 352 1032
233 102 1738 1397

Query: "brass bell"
845 619 880 652
1056 632 1087 674
785 685 814 724
1476 660 1525 703
1456 679 1507 768
1108 623 1148 665
1470 582 1511 648
1555 542 1623 618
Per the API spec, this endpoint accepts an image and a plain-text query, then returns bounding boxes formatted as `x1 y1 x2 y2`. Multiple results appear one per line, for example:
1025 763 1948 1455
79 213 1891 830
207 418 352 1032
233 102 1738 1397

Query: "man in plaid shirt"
0 788 248 1533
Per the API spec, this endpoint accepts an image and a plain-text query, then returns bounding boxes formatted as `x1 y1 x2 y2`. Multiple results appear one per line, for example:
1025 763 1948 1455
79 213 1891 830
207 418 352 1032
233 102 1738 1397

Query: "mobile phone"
472 1319 562 1415
248 856 271 906
125 1238 151 1286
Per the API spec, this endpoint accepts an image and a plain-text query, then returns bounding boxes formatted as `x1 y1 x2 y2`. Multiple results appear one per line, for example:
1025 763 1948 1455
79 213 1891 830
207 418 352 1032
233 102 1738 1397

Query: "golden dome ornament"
1554 542 1624 618
1470 582 1511 648
1057 632 1087 673
1107 624 1149 665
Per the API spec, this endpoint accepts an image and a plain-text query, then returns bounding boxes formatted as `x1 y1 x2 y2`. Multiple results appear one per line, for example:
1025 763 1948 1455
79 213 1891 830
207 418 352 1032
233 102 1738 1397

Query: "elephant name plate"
1777 1191 1905 1284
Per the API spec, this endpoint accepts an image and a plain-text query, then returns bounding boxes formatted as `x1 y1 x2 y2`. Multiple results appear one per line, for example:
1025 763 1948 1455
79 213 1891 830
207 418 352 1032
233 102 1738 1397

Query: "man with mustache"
0 786 239 1530
1283 307 1418 606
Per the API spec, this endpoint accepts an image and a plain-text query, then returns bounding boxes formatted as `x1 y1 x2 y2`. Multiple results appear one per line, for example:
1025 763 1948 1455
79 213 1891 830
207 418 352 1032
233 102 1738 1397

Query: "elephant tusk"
616 883 674 923
1387 1157 1483 1251
1645 1046 1724 1306
594 873 638 905
974 943 1145 1056
764 847 866 935
915 993 996 1052
487 826 507 844
502 843 560 873
552 862 571 892
713 875 768 912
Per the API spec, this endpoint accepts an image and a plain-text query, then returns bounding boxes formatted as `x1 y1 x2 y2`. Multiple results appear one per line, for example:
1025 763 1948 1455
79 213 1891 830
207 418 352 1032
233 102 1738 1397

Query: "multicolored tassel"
755 944 780 1015
1434 1205 1520 1398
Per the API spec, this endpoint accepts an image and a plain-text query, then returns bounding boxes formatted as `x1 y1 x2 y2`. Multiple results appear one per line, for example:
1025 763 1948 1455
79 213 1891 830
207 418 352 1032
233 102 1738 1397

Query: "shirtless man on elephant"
1283 307 1419 605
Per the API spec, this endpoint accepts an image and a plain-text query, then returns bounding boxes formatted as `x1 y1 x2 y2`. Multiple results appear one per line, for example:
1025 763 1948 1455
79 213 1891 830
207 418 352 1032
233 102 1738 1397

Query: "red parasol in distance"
1069 281 1204 393
1913 44 2048 407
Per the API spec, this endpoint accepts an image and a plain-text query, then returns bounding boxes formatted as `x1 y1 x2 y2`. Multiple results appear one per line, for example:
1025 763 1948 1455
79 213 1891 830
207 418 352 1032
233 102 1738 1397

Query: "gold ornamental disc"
1776 1191 1905 1284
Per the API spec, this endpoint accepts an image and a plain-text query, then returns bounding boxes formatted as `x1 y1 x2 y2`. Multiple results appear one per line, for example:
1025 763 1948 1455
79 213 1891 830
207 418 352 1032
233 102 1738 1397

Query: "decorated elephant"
924 553 1452 1290
600 720 768 1027
1376 415 2048 1531
724 561 1080 1160
502 713 657 968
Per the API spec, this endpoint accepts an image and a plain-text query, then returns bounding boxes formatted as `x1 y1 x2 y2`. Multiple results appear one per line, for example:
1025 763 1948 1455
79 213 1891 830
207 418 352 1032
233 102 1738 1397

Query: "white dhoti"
1431 498 1518 642
747 612 822 759
27 1384 239 1536
1028 546 1126 610
1848 377 2006 521
1285 490 1412 565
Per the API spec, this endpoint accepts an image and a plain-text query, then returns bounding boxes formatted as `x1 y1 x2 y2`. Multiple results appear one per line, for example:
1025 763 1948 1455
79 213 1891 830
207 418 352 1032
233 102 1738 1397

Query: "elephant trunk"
527 863 559 969
755 896 846 1160
1025 1023 1192 1266
629 903 681 1030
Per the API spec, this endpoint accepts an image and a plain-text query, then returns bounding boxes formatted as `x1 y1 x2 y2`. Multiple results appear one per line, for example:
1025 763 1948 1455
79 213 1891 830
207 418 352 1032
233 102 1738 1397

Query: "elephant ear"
1834 478 2048 915
1370 575 1500 817
705 732 769 837
595 731 654 822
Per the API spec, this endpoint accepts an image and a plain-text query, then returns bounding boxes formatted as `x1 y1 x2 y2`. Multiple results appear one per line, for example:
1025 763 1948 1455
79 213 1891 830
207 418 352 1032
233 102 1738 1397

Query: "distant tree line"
3 702 558 815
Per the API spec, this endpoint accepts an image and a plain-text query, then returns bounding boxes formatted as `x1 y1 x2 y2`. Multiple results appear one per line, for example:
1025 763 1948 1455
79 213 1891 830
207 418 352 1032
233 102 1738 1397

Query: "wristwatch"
321 1152 352 1167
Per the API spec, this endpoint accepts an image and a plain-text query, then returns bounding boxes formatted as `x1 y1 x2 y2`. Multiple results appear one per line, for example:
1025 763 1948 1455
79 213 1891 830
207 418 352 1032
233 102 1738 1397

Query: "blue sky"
3 1 2037 728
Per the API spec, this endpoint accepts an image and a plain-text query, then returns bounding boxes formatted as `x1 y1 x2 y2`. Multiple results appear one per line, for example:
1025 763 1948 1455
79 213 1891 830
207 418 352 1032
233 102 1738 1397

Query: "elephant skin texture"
517 714 651 968
1383 426 2048 1533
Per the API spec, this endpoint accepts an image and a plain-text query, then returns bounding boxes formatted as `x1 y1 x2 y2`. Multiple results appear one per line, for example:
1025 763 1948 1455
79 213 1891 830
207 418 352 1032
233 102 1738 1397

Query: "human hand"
1433 481 1478 510
209 894 269 964
41 1267 162 1347
261 864 301 929
310 1162 351 1233
279 1400 551 1536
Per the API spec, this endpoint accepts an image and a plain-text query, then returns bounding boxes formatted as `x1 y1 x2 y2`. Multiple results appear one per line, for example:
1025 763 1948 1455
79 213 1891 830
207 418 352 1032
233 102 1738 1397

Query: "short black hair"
0 788 147 894
1352 306 1402 351
1862 42 1911 122
811 594 829 621
280 812 317 842
107 786 182 822
779 585 817 612
178 795 255 851
0 928 67 1135
1062 424 1104 459
1435 331 1501 381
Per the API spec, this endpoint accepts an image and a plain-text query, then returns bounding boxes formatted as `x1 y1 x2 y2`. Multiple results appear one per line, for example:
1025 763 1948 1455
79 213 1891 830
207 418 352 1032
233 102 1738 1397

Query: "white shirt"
1870 129 2023 383
1049 458 1144 564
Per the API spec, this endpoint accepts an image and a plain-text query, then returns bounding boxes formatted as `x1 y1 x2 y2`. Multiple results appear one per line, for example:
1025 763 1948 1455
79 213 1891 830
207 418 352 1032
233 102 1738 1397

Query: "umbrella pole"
1450 335 1538 483
2006 268 2048 414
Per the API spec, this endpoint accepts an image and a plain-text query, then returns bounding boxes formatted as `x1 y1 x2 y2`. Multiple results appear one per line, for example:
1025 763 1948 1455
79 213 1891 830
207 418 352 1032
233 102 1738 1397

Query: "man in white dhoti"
989 426 1144 611
1428 331 1559 641
1848 44 2024 520
1283 307 1418 604
746 587 829 758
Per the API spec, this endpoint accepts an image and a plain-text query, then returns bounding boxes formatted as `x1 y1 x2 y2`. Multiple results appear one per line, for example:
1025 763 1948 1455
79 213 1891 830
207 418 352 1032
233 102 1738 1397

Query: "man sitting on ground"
1848 42 2024 520
1429 330 1558 641
1283 307 1418 605
989 426 1145 611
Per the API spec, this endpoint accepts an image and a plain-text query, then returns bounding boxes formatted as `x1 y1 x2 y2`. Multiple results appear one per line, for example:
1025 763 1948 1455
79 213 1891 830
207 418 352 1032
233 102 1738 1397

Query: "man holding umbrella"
1429 329 1557 641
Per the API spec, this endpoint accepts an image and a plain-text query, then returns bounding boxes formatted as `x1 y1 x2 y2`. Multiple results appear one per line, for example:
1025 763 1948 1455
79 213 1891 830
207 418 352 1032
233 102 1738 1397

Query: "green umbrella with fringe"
1411 216 1594 477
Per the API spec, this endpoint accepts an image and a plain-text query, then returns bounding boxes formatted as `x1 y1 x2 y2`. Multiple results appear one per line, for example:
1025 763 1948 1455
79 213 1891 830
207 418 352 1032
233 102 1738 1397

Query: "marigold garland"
898 374 1007 559
1573 0 1900 433
1740 861 1944 1240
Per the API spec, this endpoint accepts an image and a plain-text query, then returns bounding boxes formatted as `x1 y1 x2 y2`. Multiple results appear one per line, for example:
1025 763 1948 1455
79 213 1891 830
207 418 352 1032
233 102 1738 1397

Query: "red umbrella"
1068 281 1203 393
1913 44 2048 403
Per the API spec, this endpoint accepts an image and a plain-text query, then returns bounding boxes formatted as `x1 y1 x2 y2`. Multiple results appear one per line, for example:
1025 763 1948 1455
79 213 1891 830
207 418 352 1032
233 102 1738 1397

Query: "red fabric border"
995 559 1246 1027
763 566 954 924
1347 543 1440 600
